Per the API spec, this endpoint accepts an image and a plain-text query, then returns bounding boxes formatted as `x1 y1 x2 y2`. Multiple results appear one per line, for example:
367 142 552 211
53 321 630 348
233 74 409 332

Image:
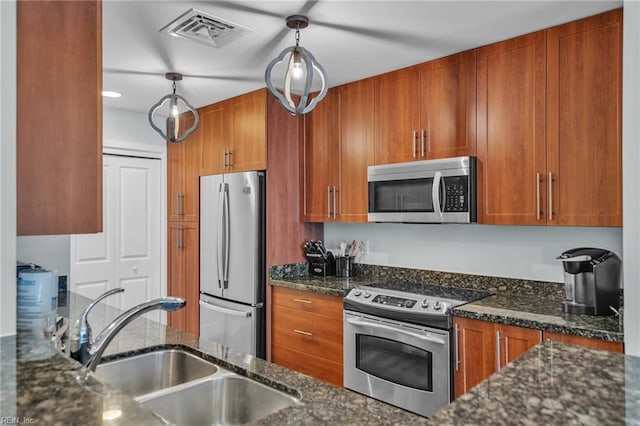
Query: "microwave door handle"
432 171 443 218
346 317 446 345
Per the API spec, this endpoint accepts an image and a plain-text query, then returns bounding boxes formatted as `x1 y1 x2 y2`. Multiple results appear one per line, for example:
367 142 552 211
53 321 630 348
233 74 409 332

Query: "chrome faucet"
70 288 186 372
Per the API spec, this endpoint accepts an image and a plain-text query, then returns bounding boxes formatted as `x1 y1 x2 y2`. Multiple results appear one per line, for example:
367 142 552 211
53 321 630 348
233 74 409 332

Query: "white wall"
0 0 17 336
16 236 70 275
103 107 166 154
623 0 640 356
325 224 622 282
16 107 166 281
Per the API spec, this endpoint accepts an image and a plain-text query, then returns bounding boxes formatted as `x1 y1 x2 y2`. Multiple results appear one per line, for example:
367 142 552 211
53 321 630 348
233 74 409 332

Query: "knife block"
307 253 336 277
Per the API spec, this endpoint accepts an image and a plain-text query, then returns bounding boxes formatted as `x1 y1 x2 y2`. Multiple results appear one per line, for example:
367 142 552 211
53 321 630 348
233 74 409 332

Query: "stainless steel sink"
92 347 301 425
93 349 218 397
139 375 301 425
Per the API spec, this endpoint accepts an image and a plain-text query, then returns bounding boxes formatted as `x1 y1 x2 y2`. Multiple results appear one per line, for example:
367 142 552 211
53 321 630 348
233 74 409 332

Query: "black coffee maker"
556 247 622 316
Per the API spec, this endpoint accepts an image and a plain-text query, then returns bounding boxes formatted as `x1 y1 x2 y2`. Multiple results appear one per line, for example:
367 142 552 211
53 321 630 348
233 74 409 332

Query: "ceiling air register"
265 15 328 115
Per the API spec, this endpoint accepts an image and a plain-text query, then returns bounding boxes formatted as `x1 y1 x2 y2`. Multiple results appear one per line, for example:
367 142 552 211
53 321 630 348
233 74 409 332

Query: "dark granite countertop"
429 340 640 425
0 291 427 425
269 263 623 342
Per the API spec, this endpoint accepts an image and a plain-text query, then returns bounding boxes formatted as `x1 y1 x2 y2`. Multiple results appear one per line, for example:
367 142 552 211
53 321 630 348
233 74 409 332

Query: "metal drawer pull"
412 130 417 158
333 186 338 219
496 331 501 371
293 298 312 304
421 129 426 157
548 172 553 221
455 323 461 371
536 173 541 220
293 329 313 337
327 186 332 219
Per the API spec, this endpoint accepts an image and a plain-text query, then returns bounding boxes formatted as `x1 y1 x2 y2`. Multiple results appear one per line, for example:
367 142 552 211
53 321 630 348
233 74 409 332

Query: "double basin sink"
92 348 301 425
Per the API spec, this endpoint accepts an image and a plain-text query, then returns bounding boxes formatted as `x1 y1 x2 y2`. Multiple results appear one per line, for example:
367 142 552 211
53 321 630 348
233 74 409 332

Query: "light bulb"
171 104 179 117
291 62 304 80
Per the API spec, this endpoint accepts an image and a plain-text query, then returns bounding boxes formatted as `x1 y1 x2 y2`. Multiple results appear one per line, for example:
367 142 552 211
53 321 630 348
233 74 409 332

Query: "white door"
70 154 162 323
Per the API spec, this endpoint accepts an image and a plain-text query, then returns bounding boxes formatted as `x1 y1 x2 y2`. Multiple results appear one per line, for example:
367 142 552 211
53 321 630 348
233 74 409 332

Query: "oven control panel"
345 287 459 316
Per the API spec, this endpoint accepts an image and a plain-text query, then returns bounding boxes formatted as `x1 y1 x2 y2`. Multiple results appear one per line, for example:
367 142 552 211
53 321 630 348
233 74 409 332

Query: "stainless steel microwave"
368 156 476 223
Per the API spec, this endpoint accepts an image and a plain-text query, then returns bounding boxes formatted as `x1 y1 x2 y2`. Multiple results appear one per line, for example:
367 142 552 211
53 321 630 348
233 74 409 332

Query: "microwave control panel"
443 176 468 212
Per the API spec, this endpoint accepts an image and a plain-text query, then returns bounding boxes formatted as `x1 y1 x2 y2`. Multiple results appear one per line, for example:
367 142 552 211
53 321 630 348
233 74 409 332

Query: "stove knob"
433 301 443 310
420 299 429 308
363 291 372 299
353 289 362 297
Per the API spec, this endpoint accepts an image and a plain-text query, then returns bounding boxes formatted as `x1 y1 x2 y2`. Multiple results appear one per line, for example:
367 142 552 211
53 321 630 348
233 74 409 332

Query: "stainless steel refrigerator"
199 171 266 358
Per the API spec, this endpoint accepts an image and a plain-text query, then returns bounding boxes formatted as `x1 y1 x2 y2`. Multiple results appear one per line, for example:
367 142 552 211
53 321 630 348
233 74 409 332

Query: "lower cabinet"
271 287 343 386
453 317 541 398
167 222 199 335
543 331 623 353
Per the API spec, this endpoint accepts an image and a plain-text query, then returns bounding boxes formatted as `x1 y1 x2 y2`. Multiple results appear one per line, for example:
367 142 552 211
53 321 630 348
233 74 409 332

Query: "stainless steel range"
343 281 490 417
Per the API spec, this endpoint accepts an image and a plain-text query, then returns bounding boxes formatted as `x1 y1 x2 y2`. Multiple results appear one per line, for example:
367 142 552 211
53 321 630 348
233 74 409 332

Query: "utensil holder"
336 256 354 278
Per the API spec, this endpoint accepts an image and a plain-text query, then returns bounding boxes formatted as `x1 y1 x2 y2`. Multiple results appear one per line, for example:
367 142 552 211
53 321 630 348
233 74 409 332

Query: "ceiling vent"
160 8 253 48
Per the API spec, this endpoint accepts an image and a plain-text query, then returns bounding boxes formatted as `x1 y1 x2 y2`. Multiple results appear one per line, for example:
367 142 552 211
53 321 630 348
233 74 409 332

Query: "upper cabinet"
17 0 103 235
477 9 622 227
545 9 622 226
200 89 267 175
301 79 374 223
476 31 547 225
374 50 477 165
168 114 201 222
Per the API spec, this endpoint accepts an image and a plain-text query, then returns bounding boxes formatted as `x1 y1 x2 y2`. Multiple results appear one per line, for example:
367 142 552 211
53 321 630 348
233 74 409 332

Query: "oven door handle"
346 318 446 345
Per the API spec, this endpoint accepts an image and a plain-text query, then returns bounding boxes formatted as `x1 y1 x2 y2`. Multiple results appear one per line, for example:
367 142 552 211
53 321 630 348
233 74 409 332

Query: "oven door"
343 311 450 417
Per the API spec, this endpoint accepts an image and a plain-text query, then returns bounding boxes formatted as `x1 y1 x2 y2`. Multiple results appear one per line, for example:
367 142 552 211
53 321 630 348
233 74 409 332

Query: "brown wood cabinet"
478 9 622 227
271 287 343 386
546 9 622 226
453 317 541 398
17 0 103 235
476 30 547 225
167 222 199 335
373 51 476 165
200 89 267 175
168 114 200 222
543 331 624 353
301 79 374 223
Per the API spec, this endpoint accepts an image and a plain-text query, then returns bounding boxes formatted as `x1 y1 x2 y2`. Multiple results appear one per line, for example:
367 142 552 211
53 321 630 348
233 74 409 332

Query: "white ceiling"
102 0 622 114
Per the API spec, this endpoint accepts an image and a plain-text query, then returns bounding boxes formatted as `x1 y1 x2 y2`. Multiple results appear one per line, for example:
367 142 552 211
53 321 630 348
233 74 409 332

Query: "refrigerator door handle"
216 182 225 288
223 182 230 288
199 300 251 318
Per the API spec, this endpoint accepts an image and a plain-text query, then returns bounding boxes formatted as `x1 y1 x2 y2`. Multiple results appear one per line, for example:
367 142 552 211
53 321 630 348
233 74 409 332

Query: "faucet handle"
70 288 124 363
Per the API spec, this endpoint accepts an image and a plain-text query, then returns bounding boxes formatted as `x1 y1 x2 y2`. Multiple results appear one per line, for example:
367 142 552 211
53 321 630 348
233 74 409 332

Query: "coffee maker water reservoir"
557 247 622 316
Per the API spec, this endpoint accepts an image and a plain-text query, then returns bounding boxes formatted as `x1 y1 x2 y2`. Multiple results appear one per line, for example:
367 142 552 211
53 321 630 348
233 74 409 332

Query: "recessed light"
102 91 122 98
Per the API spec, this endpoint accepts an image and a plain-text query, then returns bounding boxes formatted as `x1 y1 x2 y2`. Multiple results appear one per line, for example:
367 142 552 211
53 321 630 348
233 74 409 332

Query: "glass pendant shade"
265 15 328 115
148 73 199 143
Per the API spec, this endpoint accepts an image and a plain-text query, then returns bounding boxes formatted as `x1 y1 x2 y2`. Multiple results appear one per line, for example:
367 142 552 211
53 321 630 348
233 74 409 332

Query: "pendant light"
265 15 328 115
148 73 199 143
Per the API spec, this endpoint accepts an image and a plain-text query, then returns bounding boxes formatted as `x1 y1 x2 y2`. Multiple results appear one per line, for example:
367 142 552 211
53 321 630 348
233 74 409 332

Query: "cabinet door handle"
293 329 313 337
327 186 332 219
177 226 184 250
223 148 228 169
548 172 553 221
536 173 541 220
228 149 233 168
454 323 461 372
293 298 312 305
412 130 418 158
421 129 426 157
496 330 501 371
333 186 338 219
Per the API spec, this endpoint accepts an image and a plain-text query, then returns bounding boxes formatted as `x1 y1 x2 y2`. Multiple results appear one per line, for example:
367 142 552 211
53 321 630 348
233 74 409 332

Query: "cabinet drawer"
272 344 343 387
272 306 343 364
272 286 343 318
